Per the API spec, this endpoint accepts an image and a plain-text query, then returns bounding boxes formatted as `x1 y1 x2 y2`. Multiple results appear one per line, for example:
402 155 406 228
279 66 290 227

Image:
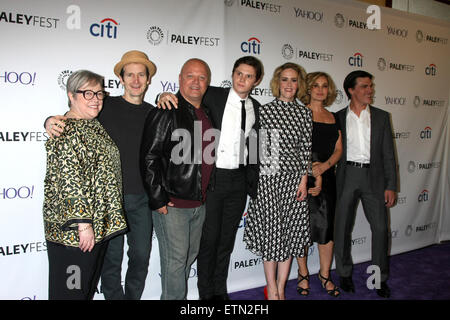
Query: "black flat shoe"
296 271 310 296
318 272 340 297
339 276 355 293
376 281 391 298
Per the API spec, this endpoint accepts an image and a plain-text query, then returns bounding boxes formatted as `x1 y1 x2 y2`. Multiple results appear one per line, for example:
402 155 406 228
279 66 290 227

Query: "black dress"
307 113 340 244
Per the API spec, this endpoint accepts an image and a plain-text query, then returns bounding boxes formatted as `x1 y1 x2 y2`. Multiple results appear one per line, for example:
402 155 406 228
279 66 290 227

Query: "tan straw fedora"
114 50 157 78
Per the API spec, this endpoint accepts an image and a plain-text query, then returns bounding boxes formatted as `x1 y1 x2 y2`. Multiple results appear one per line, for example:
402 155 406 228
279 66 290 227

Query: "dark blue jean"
100 193 153 300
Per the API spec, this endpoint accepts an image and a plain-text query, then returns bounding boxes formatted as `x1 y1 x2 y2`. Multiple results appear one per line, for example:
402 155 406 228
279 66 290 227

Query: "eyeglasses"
76 90 108 100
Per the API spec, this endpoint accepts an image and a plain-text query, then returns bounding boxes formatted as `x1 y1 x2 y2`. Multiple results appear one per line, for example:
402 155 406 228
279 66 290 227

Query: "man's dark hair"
232 56 264 83
119 65 150 79
343 70 373 99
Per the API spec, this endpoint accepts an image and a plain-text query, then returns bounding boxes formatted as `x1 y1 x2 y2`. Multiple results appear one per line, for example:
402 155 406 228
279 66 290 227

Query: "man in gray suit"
334 70 397 298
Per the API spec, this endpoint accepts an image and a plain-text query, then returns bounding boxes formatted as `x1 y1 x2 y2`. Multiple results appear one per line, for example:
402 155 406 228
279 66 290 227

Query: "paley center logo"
241 37 262 55
334 9 380 30
281 44 333 62
407 160 441 173
90 18 119 39
416 29 448 45
58 70 73 90
348 52 363 67
413 96 446 108
146 25 220 47
377 57 414 72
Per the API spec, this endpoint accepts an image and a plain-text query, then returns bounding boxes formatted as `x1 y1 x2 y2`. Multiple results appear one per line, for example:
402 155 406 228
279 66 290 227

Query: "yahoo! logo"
0 71 36 85
90 18 118 39
241 37 261 54
348 52 363 67
425 64 437 76
0 186 35 199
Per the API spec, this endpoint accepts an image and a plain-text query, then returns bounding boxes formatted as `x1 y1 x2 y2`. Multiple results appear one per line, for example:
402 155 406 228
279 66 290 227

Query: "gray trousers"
153 204 206 300
334 165 389 282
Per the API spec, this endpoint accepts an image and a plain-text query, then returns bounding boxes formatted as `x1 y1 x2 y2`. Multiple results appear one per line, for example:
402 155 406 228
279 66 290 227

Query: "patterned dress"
43 118 127 247
244 98 313 261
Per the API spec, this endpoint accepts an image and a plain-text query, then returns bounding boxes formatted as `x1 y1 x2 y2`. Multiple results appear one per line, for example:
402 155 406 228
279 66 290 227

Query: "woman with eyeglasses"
43 69 127 300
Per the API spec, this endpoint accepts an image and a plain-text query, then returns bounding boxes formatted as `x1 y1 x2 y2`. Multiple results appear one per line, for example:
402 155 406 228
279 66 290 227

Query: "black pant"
197 168 247 298
334 165 390 282
47 240 107 300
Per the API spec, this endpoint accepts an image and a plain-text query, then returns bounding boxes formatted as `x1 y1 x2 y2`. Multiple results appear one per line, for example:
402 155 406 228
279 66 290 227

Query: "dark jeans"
100 193 153 300
197 168 247 298
47 240 107 300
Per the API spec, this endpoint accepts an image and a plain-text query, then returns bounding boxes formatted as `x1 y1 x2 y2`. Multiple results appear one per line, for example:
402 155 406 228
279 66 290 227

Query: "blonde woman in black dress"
296 72 343 297
244 63 312 300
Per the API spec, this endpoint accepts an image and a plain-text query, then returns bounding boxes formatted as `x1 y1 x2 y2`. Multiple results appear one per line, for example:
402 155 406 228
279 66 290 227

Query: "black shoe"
296 271 310 296
212 293 230 300
318 272 340 297
376 281 391 298
339 276 355 293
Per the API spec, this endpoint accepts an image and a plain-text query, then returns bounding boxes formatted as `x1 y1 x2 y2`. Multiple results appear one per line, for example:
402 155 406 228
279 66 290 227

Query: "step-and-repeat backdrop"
1 0 449 300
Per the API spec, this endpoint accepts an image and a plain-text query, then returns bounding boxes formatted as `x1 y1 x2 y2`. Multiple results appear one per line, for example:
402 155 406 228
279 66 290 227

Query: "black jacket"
202 86 261 199
141 92 208 210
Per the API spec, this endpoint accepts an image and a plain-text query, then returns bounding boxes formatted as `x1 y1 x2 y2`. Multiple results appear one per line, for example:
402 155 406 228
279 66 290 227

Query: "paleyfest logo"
334 5 382 30
58 70 73 90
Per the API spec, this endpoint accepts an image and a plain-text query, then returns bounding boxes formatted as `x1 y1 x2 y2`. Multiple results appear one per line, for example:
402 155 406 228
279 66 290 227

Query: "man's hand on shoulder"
157 92 178 110
45 115 67 138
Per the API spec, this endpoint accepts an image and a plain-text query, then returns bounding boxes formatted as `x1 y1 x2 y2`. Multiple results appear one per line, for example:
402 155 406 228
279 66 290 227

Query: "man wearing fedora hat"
44 50 157 300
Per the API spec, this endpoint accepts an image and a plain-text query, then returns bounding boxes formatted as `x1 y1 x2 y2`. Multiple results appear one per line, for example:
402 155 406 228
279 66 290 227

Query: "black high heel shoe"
296 271 310 296
318 272 340 297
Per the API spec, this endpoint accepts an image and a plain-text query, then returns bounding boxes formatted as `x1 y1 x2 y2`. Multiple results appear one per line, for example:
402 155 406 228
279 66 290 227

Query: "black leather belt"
346 161 370 168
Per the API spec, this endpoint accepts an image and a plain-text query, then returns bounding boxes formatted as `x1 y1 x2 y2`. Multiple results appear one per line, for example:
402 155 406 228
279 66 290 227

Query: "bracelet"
78 225 92 232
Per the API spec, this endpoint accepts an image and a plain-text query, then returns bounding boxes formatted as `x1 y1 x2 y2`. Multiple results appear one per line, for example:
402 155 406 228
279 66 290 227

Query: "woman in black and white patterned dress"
243 63 312 300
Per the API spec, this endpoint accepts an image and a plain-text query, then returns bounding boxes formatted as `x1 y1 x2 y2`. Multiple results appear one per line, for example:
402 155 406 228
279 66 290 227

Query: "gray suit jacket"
335 105 397 199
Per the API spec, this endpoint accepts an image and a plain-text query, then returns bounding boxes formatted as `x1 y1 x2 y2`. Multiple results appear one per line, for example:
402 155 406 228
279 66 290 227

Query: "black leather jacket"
140 93 208 210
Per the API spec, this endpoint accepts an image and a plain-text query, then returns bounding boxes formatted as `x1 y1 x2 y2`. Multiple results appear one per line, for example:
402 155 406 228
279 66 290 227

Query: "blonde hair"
301 72 337 107
270 63 307 100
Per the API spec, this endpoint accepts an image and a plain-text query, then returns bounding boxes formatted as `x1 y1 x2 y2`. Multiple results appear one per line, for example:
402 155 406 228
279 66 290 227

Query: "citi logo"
425 64 436 76
241 37 261 54
348 52 363 67
90 18 118 39
239 211 248 228
420 126 432 139
418 189 429 202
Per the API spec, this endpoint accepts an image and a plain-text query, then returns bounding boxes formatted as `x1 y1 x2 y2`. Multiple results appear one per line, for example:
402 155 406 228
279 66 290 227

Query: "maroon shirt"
170 107 214 208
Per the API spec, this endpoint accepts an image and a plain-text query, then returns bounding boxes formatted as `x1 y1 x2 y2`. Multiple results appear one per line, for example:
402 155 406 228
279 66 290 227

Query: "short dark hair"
343 70 373 99
232 56 264 83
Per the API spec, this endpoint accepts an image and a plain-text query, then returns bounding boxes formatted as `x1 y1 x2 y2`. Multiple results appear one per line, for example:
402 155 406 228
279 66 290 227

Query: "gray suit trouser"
334 165 389 282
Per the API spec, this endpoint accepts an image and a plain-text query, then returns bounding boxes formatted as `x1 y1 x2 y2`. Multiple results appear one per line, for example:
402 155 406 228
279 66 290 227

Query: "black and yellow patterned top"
43 118 127 247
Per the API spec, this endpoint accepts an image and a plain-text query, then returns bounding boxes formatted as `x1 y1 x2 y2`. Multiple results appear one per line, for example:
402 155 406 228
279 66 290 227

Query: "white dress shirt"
216 88 255 169
346 106 371 163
